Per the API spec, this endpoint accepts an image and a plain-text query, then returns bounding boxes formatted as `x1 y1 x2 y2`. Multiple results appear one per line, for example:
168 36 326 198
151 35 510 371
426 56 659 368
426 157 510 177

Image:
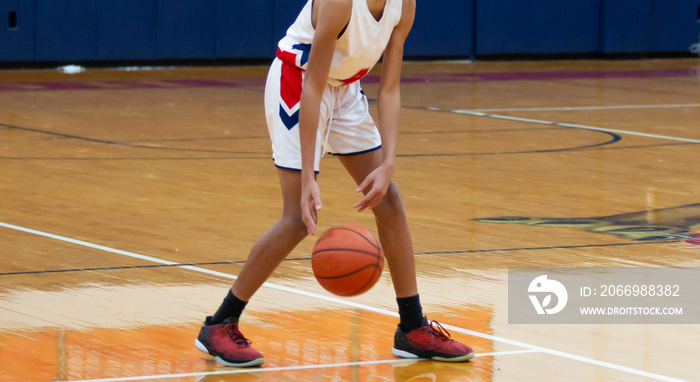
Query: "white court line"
0 222 687 382
463 104 700 112
59 350 541 382
450 109 700 144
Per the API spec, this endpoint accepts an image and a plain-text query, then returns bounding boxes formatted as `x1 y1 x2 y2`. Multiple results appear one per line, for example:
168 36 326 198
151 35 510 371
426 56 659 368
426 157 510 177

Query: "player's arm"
299 0 352 235
353 0 415 212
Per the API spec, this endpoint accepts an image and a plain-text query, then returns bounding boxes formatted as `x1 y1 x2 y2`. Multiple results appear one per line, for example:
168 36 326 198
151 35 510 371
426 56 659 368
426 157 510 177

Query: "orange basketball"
311 225 385 296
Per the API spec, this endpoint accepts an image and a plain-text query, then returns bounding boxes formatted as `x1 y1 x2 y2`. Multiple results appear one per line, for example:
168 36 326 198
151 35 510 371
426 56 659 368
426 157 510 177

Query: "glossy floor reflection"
0 305 494 382
1 58 699 381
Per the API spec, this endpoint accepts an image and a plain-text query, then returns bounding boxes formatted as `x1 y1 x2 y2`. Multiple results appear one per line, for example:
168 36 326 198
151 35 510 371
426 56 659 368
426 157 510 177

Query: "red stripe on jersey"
280 63 302 109
276 49 299 67
277 49 303 109
279 57 302 110
339 68 370 86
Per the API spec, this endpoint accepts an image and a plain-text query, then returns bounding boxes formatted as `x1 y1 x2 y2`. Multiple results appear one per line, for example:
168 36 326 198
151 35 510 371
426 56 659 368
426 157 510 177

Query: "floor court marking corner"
0 221 686 382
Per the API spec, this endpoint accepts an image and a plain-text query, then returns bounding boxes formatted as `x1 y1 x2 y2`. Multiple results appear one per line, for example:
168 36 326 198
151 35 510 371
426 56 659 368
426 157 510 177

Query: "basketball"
311 225 385 296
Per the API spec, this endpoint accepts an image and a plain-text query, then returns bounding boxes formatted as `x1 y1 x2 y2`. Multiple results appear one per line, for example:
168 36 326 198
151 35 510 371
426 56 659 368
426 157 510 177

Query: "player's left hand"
354 164 394 212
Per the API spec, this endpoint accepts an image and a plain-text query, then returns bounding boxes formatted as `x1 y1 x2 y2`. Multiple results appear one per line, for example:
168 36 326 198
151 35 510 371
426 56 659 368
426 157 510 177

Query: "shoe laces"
223 323 252 347
426 320 452 342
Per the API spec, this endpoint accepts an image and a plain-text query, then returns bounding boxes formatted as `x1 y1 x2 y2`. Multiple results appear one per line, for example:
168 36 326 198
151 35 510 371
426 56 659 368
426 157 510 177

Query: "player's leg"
331 80 473 361
338 151 474 362
329 83 417 299
195 57 313 367
194 168 307 367
231 168 308 301
336 150 417 297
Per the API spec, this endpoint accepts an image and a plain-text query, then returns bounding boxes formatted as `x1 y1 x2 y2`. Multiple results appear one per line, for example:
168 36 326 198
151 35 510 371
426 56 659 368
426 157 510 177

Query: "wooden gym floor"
1 57 699 382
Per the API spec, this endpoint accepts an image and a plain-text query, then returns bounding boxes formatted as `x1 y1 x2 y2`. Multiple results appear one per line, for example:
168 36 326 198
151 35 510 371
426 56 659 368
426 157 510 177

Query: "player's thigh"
336 149 384 187
338 151 406 218
277 167 304 218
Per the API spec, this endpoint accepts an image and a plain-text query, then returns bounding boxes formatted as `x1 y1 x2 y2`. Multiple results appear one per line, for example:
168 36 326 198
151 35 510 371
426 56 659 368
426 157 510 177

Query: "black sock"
211 289 248 325
397 294 424 332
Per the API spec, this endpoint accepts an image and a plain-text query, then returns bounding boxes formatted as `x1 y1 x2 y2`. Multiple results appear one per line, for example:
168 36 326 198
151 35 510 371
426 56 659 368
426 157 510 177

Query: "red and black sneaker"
195 316 265 367
392 317 475 362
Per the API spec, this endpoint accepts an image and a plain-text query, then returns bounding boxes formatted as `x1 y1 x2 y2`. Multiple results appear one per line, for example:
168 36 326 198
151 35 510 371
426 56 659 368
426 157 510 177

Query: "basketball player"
195 0 474 366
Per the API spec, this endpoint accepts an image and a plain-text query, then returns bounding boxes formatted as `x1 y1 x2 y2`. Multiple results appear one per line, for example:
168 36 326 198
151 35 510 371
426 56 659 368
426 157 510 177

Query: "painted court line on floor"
446 108 700 144
0 222 686 382
61 350 541 382
466 103 700 112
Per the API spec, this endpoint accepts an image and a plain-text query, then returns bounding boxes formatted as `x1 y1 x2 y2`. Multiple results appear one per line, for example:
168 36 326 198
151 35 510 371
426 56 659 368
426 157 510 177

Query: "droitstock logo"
510 268 699 324
528 275 568 315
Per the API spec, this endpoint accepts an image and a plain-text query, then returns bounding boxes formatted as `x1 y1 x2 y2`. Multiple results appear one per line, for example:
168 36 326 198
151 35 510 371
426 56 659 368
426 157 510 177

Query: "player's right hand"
301 177 322 236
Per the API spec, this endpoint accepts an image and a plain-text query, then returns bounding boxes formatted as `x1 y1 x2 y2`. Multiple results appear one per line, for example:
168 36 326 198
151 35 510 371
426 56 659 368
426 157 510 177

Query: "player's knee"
282 214 309 241
373 184 406 224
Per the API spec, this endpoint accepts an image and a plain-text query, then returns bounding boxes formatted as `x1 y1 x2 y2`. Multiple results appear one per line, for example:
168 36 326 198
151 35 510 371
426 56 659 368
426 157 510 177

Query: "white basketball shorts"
264 57 382 173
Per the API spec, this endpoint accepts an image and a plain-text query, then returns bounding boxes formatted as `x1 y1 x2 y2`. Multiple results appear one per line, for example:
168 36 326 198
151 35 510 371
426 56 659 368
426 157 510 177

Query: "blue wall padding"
35 0 97 61
157 0 217 59
601 0 656 53
529 0 600 54
405 0 473 56
477 0 600 55
0 0 35 61
3 0 699 62
602 0 700 53
97 0 158 60
217 0 274 58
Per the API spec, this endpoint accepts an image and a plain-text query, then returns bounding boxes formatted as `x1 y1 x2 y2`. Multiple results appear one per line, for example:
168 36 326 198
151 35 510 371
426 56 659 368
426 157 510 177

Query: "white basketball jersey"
277 0 403 86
